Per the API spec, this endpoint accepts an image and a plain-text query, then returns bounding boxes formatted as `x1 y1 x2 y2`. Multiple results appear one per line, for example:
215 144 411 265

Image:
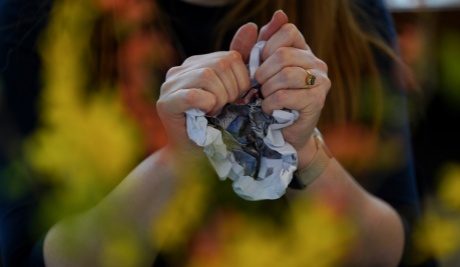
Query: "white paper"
185 41 299 201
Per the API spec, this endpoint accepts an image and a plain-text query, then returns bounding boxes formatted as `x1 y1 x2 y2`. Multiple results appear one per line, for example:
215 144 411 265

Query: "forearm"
43 146 202 267
289 158 404 267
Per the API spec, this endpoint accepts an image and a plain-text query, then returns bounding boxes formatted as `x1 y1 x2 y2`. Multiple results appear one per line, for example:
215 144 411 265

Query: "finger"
261 87 328 116
161 68 228 115
258 10 289 41
179 51 232 69
261 23 309 61
230 22 258 62
260 67 315 98
169 52 250 102
255 47 314 84
158 88 217 116
201 54 241 102
226 51 252 98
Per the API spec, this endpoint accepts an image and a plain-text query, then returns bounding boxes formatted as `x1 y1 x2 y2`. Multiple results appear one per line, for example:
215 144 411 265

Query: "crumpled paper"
185 41 299 201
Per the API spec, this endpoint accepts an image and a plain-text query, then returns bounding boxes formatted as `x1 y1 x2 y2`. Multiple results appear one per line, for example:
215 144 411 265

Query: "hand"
251 11 331 169
156 23 258 154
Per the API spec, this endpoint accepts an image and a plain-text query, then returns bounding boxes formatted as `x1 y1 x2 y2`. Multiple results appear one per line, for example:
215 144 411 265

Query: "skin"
157 10 404 266
158 11 326 169
44 7 404 267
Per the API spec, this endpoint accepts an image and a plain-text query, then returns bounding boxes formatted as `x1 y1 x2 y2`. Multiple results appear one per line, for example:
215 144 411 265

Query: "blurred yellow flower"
412 162 460 263
24 0 142 222
438 163 460 211
187 197 355 267
151 169 210 253
414 208 460 260
101 226 145 267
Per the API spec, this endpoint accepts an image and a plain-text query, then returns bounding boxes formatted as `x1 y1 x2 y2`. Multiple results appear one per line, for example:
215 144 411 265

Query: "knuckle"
281 68 294 81
215 58 230 72
155 98 164 110
316 59 328 73
227 50 242 62
183 55 198 64
199 67 216 80
184 89 200 106
273 90 288 103
166 66 181 78
160 80 173 94
282 23 298 39
274 47 290 64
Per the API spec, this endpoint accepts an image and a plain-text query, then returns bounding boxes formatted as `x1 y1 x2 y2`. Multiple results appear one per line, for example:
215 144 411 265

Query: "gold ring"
304 70 316 88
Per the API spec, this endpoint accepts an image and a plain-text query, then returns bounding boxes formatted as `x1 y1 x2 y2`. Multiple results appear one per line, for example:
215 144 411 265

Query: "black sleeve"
0 191 46 267
352 1 438 266
0 0 53 266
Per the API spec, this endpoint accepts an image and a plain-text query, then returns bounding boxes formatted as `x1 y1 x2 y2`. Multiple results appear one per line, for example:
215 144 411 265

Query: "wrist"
296 132 318 171
289 128 333 189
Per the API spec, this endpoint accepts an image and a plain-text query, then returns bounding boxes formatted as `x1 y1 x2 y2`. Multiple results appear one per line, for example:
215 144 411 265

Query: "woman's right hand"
156 23 258 156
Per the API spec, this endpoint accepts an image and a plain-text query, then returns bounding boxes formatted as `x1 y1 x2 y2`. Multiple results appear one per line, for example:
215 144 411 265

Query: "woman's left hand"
238 11 331 169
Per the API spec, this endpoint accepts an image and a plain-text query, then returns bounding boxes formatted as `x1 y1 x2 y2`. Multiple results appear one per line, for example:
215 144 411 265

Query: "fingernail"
246 22 258 29
274 10 285 17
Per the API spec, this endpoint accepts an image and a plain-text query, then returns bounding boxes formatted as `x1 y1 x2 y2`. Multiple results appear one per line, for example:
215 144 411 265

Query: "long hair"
93 0 400 164
213 0 395 132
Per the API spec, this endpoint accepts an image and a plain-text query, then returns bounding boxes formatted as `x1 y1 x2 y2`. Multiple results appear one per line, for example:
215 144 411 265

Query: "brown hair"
93 0 400 158
212 0 397 131
211 0 402 174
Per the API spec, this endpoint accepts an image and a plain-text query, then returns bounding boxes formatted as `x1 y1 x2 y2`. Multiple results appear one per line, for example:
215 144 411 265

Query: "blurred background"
387 0 460 266
1 0 460 266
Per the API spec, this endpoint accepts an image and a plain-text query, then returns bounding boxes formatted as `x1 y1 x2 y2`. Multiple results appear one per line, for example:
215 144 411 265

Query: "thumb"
258 10 289 41
230 22 258 63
